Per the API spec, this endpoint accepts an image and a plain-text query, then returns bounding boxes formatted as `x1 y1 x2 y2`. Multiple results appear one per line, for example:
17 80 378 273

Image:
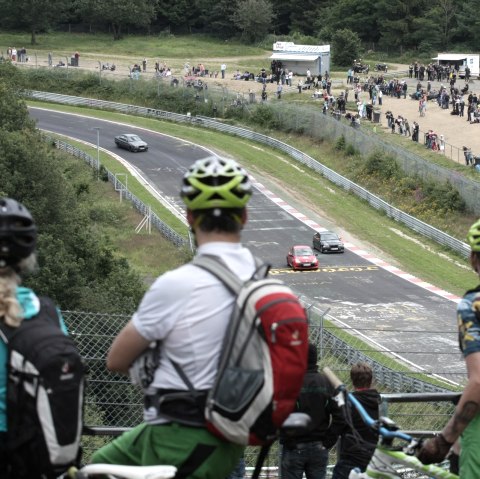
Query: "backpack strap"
38 296 63 329
166 255 269 400
192 254 269 295
0 320 11 344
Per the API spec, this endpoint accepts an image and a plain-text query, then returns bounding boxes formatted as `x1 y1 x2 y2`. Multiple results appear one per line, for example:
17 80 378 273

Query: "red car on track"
286 245 319 271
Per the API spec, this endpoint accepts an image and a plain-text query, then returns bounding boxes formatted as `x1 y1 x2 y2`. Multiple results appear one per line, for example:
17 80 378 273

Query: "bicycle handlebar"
322 367 412 442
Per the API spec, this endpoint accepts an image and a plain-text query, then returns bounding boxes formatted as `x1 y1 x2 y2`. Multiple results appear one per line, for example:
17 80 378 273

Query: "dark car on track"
286 245 319 271
114 133 148 152
312 231 345 253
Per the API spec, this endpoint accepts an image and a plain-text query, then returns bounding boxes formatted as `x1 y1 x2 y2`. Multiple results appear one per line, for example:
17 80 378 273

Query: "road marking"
251 178 461 303
271 265 379 274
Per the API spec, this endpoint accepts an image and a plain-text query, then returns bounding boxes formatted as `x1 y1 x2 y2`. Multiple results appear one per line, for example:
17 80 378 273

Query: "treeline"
0 65 146 314
0 0 478 54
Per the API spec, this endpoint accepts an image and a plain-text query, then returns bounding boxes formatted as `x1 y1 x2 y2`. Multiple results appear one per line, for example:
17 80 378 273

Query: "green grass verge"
45 131 189 237
29 99 475 298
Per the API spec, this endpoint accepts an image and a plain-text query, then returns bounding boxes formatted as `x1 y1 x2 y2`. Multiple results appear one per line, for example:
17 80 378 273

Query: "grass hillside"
2 32 475 296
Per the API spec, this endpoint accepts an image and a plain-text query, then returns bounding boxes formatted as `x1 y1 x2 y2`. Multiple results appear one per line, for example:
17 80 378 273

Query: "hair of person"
191 208 245 234
0 254 36 328
350 362 373 389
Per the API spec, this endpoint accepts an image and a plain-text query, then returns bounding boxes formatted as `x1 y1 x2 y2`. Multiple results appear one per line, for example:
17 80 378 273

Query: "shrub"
250 105 281 129
364 151 399 179
335 135 346 151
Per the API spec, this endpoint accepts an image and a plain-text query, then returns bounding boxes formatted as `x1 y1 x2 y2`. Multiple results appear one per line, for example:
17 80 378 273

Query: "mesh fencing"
65 309 463 475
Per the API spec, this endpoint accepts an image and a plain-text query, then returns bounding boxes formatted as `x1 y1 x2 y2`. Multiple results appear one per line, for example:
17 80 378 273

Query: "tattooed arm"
441 351 480 443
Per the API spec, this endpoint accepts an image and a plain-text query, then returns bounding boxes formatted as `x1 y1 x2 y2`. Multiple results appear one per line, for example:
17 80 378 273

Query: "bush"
364 151 399 179
335 135 346 151
250 104 280 129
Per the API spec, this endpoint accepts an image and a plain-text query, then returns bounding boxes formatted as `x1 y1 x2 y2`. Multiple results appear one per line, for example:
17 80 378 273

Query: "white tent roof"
270 53 320 61
433 53 468 61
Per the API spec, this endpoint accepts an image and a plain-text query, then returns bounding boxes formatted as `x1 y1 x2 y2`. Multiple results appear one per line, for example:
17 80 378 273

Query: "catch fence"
66 309 463 475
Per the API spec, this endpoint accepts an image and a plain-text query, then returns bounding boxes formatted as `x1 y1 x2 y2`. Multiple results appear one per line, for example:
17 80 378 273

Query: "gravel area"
17 54 480 165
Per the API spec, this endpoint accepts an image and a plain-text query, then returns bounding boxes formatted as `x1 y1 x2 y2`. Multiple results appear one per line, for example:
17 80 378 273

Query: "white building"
270 42 330 76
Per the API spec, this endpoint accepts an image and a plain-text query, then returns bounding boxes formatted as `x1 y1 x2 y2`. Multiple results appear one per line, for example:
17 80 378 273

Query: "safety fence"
66 309 460 475
43 135 188 248
32 91 472 257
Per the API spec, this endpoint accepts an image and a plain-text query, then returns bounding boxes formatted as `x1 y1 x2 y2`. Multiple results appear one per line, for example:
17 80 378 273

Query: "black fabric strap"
251 444 271 479
170 359 196 392
174 443 217 479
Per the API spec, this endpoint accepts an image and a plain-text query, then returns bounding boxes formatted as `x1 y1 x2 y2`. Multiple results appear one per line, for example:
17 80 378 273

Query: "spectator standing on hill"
417 219 480 479
412 121 419 142
221 63 226 79
404 118 411 137
142 58 147 72
347 68 353 84
332 363 381 479
280 343 343 479
277 83 283 99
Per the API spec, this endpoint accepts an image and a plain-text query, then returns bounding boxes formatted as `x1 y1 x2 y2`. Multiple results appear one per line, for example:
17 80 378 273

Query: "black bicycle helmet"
0 198 37 267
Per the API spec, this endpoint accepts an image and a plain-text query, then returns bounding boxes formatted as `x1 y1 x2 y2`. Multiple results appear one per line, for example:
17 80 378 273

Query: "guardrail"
44 135 188 248
52 132 462 399
29 90 470 258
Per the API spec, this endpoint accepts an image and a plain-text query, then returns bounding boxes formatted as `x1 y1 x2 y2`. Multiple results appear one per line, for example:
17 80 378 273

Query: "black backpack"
0 297 85 479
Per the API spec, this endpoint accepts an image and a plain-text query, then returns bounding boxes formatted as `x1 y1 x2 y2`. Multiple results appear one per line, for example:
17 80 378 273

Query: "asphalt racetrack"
29 107 465 384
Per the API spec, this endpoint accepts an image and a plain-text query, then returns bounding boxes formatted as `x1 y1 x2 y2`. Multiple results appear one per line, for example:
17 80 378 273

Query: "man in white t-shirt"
91 157 255 479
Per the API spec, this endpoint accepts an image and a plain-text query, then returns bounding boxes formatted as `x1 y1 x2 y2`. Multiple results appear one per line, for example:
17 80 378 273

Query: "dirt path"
17 52 480 164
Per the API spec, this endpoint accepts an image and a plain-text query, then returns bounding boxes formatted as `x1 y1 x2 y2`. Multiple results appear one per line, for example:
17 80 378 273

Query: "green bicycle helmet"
0 198 37 268
467 219 480 252
181 157 252 210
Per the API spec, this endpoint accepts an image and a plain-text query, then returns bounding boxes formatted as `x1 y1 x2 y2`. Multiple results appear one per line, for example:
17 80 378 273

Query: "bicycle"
65 464 177 479
322 367 459 479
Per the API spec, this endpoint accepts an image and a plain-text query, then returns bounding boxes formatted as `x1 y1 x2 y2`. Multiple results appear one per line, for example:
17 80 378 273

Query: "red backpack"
192 255 309 446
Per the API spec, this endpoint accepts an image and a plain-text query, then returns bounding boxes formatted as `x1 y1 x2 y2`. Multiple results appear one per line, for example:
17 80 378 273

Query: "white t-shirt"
132 242 256 398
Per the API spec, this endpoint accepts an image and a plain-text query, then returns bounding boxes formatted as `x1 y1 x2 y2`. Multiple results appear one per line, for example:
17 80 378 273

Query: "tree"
0 72 146 312
0 0 69 44
331 29 361 67
230 0 275 43
193 0 238 38
374 0 429 52
271 0 293 35
451 0 480 50
155 0 199 33
289 0 319 36
436 0 457 50
316 0 380 46
78 0 159 40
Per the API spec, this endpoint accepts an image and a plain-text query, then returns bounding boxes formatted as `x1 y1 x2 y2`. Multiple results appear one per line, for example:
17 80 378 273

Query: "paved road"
29 107 465 383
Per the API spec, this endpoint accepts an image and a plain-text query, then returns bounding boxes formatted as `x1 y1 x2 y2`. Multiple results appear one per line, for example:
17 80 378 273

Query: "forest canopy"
0 0 476 53
0 64 146 314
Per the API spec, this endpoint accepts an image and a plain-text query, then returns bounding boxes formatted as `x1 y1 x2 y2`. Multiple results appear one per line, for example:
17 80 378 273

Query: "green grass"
0 32 268 59
30 99 476 299
45 132 191 281
64 136 189 236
